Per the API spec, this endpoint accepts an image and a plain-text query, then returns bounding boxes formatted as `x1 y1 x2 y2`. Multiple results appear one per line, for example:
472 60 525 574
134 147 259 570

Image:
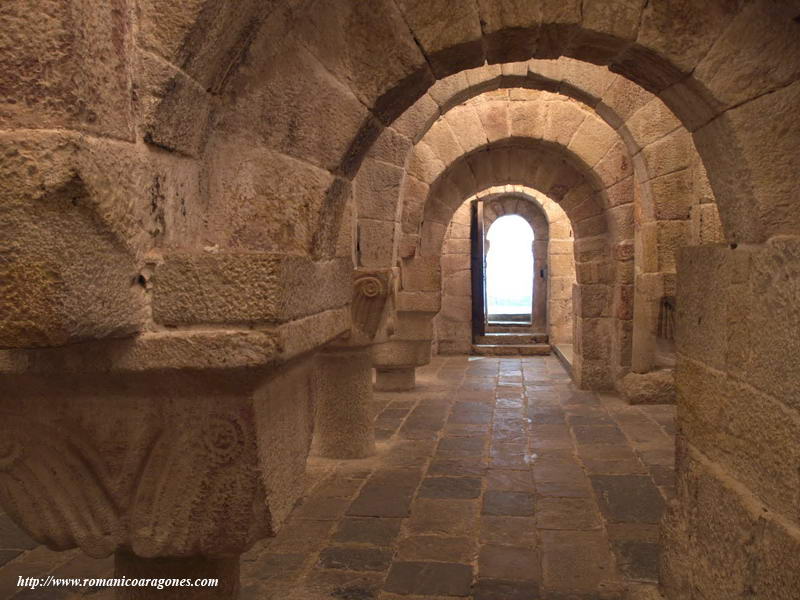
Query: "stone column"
311 270 393 457
312 347 375 458
371 256 440 392
0 333 323 600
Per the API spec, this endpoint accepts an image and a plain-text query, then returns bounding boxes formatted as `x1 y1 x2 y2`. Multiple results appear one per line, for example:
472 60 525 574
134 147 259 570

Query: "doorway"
485 214 534 325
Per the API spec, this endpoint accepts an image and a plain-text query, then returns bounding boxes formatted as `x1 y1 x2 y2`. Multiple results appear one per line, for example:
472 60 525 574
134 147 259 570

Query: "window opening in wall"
485 214 534 325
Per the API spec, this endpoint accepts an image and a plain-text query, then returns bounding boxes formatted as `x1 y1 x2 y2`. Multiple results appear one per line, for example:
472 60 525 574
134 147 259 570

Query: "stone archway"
3 3 800 596
435 187 576 359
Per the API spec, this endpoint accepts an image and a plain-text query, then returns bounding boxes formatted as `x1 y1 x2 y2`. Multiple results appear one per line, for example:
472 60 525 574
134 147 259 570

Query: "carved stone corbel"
351 270 394 342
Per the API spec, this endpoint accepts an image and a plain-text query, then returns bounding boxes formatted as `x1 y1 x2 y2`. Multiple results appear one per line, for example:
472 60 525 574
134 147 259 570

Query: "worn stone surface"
4 4 800 598
1 356 678 598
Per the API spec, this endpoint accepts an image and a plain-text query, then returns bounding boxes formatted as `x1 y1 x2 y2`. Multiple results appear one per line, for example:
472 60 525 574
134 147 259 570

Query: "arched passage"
436 186 576 357
3 3 800 598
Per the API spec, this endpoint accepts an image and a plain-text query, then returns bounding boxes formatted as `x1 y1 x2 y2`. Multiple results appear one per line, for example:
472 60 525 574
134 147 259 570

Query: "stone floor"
0 355 676 599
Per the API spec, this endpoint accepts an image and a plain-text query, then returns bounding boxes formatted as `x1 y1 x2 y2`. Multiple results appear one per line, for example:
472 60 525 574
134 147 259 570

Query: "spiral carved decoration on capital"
355 275 386 299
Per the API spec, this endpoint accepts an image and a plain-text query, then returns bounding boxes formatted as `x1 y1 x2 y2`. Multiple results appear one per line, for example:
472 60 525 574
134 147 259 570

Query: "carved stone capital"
0 354 317 560
350 269 395 342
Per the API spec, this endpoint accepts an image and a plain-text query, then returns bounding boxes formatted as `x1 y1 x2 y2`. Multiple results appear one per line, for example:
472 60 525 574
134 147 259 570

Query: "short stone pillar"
311 269 394 457
0 332 325 600
374 366 415 391
371 290 439 392
312 347 376 458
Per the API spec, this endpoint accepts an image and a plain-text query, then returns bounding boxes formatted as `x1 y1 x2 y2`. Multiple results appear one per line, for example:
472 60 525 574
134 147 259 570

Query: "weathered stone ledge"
0 306 350 375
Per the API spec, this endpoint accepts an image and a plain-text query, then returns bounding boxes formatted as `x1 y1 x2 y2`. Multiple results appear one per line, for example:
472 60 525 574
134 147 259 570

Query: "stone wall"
434 189 575 354
662 240 800 598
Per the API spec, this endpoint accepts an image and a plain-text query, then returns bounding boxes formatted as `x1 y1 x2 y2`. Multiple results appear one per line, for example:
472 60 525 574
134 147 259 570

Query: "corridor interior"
2 2 799 599
0 355 675 600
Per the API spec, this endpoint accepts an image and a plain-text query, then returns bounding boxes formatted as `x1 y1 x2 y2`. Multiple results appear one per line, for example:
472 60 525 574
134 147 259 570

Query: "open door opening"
485 215 534 325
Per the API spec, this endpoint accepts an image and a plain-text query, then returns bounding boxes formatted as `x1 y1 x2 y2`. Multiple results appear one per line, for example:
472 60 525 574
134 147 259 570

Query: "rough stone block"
395 0 483 76
476 101 510 142
689 203 725 246
0 0 134 138
401 256 441 292
0 134 147 348
152 254 351 326
650 169 693 221
354 158 404 222
204 143 334 255
358 220 396 269
543 101 587 146
619 370 675 405
568 114 617 168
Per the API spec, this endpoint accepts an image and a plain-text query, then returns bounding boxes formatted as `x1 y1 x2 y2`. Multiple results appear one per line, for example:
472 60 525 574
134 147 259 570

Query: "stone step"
476 333 548 345
486 324 534 333
471 344 551 356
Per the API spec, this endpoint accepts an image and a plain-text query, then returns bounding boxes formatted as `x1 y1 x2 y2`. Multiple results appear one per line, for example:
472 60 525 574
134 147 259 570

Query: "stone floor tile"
562 391 600 406
437 436 487 457
535 479 593 498
572 425 628 446
240 579 296 600
590 475 666 524
482 491 535 516
428 458 487 477
540 530 615 594
294 496 352 521
535 498 601 530
531 460 585 483
263 520 334 555
311 476 364 498
637 449 675 466
241 552 307 580
1 357 679 599
384 561 473 596
582 458 649 475
472 578 542 600
399 428 439 441
606 524 661 583
300 569 385 600
648 465 675 487
332 517 403 547
479 516 539 547
567 414 616 426
449 404 493 425
318 546 393 571
383 440 437 467
496 397 524 409
347 484 417 518
528 411 566 425
485 469 535 491
576 444 639 460
397 535 477 563
418 477 482 499
444 423 491 436
478 544 540 581
406 499 480 537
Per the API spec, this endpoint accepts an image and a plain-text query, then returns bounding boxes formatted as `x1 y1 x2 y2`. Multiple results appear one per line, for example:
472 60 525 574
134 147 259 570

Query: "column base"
114 551 239 599
374 367 415 392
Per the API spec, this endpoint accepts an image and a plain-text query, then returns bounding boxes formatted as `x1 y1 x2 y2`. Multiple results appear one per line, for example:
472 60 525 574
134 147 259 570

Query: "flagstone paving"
0 355 674 599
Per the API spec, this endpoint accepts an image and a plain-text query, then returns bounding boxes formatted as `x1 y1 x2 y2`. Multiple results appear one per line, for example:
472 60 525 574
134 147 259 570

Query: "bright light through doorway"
485 214 534 318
